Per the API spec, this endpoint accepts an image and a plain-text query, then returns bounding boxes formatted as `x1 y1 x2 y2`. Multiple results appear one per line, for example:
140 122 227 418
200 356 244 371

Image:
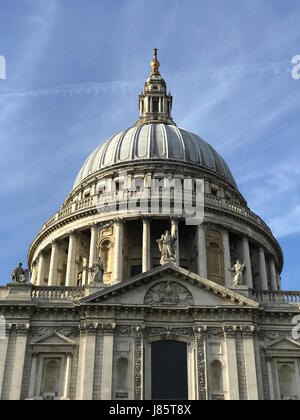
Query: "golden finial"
150 48 160 76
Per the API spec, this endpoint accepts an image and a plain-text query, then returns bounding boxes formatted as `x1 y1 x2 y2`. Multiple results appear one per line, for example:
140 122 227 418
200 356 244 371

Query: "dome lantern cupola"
135 48 175 126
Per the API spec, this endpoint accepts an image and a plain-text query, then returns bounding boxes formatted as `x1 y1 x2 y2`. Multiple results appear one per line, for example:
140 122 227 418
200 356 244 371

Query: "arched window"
117 358 129 389
210 360 224 392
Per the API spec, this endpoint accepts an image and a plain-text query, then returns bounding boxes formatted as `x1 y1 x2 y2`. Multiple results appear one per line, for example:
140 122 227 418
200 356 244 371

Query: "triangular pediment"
264 336 300 351
31 331 75 346
81 263 259 308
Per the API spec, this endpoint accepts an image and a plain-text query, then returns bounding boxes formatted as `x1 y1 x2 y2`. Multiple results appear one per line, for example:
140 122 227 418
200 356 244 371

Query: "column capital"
193 325 207 339
39 249 46 258
68 229 77 237
16 323 30 336
89 222 98 230
241 325 257 338
113 217 124 224
79 322 99 335
223 325 237 338
142 215 151 222
51 238 59 246
101 322 116 335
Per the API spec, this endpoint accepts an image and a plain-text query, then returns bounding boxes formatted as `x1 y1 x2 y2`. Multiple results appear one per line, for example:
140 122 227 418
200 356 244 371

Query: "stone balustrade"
250 290 300 305
31 286 86 300
40 192 270 235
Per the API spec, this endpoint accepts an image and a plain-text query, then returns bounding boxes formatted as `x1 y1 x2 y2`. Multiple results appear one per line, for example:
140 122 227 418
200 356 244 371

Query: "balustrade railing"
250 290 300 305
31 286 86 300
40 191 271 234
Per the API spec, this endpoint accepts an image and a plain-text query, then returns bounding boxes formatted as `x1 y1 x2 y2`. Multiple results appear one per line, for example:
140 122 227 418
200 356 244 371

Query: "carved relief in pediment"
144 281 193 306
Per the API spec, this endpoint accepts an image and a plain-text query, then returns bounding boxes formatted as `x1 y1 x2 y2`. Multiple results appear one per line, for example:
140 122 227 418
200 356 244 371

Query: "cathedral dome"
73 123 237 189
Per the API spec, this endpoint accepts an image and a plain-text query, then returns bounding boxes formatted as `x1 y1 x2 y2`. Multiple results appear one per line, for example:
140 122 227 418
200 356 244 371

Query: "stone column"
222 231 232 288
197 224 207 278
9 323 29 400
63 353 72 400
224 326 239 400
0 323 11 398
171 217 179 265
242 236 253 288
65 230 77 287
28 352 38 399
100 324 115 400
31 261 37 285
89 223 98 270
142 217 151 273
113 219 123 282
76 324 97 400
48 240 59 286
277 273 281 290
258 247 268 290
36 251 45 286
242 327 259 400
269 258 278 291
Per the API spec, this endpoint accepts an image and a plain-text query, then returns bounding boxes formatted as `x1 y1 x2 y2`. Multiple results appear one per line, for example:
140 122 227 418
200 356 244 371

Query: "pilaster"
9 323 30 400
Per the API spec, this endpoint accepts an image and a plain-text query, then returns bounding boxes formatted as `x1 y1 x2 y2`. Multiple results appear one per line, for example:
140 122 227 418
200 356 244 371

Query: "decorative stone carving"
157 230 177 265
229 259 246 286
144 326 194 339
134 332 143 400
30 326 80 338
144 281 193 306
115 325 134 335
11 262 29 283
197 337 207 400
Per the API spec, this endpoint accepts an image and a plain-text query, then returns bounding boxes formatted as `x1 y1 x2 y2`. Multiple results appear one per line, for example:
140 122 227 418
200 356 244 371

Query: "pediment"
264 337 300 351
81 263 259 308
31 331 75 346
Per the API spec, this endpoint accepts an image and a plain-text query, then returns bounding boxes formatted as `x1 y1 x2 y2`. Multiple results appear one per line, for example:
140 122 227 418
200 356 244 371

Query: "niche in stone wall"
278 363 298 400
40 358 61 396
209 360 224 397
98 238 114 283
117 357 129 389
206 230 225 286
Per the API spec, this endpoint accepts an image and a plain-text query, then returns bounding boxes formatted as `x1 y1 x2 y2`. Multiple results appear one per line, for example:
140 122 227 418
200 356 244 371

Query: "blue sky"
0 0 299 289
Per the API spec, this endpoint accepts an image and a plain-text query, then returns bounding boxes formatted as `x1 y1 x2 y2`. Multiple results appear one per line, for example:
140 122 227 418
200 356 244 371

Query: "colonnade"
32 218 279 291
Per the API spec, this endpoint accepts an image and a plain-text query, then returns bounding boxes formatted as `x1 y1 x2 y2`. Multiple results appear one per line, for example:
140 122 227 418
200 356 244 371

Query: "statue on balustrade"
157 230 177 265
11 262 29 283
229 259 246 286
89 257 105 283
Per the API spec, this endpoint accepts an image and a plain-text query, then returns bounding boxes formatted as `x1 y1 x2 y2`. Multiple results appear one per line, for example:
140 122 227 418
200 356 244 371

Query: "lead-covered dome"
74 123 237 189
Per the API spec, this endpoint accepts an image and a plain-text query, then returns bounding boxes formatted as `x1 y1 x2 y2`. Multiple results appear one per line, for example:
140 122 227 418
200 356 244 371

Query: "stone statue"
89 257 105 283
229 259 246 286
157 230 177 265
11 263 29 283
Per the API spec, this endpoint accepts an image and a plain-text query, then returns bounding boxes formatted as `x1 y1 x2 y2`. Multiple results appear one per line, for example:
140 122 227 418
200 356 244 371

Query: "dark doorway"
151 340 188 400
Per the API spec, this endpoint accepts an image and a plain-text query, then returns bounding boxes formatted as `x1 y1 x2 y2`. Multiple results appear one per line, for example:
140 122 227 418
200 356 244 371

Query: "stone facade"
1 50 300 400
